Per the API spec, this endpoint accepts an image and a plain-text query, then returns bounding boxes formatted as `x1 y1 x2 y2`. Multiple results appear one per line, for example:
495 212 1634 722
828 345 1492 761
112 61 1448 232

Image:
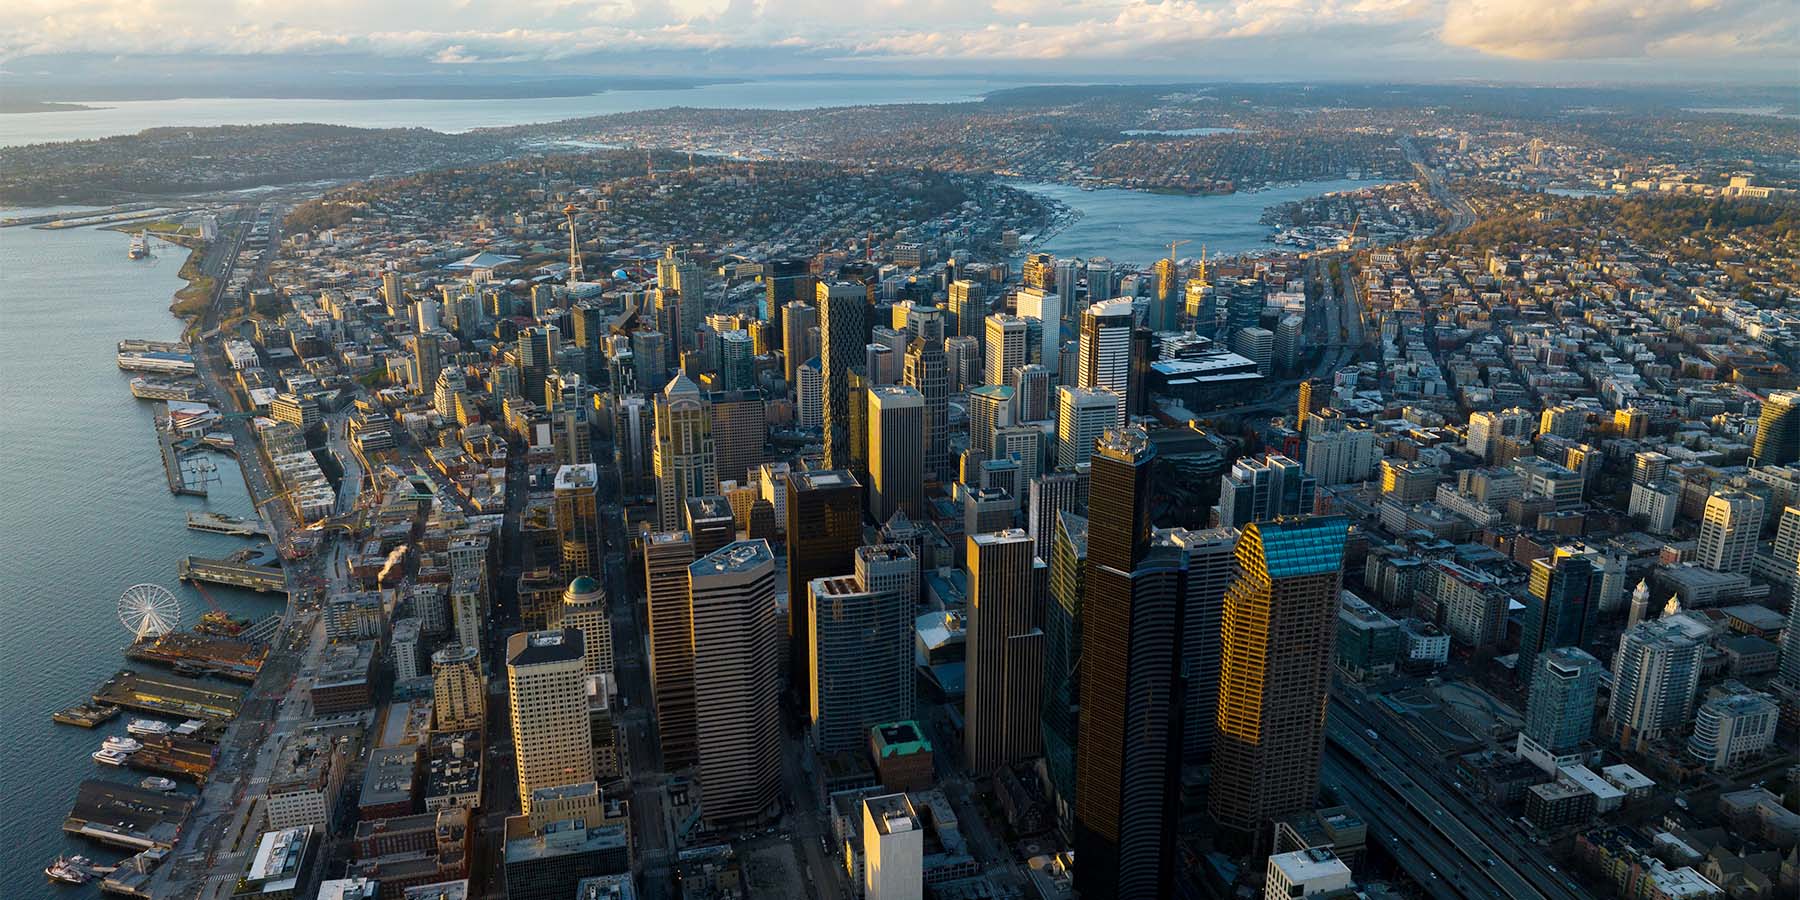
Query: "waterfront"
1017 177 1389 264
0 76 1024 147
0 210 282 897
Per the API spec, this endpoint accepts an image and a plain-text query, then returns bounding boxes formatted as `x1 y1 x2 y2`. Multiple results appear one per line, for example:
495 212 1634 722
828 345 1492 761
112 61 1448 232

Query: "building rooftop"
243 825 313 891
576 874 638 900
1267 846 1351 884
866 793 921 836
690 539 773 576
400 880 471 900
791 469 860 491
359 744 420 809
507 628 585 668
554 464 599 490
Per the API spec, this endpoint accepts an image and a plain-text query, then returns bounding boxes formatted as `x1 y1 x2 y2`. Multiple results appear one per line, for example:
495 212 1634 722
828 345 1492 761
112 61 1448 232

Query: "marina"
91 669 244 721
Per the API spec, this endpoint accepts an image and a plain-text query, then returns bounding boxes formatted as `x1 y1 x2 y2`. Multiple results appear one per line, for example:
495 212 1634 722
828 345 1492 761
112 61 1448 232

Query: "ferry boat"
103 735 143 753
140 776 178 792
128 232 149 259
130 377 206 402
186 511 264 537
127 718 172 738
92 747 130 766
45 855 93 885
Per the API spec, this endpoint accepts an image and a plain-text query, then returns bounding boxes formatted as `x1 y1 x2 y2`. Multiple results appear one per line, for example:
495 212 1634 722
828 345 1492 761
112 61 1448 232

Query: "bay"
0 210 283 897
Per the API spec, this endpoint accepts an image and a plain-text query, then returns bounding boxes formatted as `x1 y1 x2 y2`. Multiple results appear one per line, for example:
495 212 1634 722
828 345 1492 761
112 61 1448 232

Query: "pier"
178 555 285 592
124 734 218 783
63 780 195 852
53 702 121 728
91 669 243 721
126 631 267 682
185 512 266 538
158 428 207 497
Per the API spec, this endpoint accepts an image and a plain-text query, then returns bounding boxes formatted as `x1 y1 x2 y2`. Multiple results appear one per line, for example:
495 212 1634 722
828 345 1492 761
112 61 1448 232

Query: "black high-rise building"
763 258 815 329
1074 428 1185 900
784 469 864 684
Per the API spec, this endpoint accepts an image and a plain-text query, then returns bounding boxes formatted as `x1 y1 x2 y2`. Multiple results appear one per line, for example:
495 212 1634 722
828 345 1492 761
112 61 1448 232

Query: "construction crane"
1166 238 1191 265
1337 213 1362 252
1195 243 1208 283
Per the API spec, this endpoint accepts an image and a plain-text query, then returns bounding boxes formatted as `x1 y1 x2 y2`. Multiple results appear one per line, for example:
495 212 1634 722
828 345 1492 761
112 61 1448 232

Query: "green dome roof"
568 576 600 595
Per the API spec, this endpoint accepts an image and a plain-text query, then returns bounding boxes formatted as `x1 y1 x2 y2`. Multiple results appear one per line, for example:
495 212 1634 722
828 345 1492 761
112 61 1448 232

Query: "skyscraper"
1056 386 1121 471
1073 428 1186 899
506 629 593 813
903 337 949 482
685 494 737 558
1224 277 1264 337
1213 454 1315 529
1516 646 1601 771
518 324 559 406
1302 409 1379 486
1077 300 1134 429
1697 488 1764 574
553 464 601 579
1753 390 1800 466
1015 287 1063 374
653 375 718 533
707 389 766 487
782 299 819 389
1518 551 1600 682
431 644 484 731
786 470 865 683
808 544 919 753
862 794 924 900
644 531 698 769
1041 511 1086 836
1148 257 1180 332
965 385 1016 457
963 528 1043 775
1027 469 1088 562
1778 507 1800 687
1164 526 1238 765
820 281 869 470
984 314 1027 388
690 540 782 826
868 386 926 523
764 258 815 324
549 576 613 679
1609 619 1703 751
946 279 987 341
1209 515 1350 852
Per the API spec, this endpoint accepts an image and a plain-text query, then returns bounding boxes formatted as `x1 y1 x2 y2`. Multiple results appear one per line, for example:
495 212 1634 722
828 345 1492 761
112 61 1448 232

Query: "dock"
126 631 267 682
178 555 284 592
125 734 218 783
62 780 196 852
159 428 207 497
54 702 121 728
186 511 266 538
92 669 243 721
100 849 169 898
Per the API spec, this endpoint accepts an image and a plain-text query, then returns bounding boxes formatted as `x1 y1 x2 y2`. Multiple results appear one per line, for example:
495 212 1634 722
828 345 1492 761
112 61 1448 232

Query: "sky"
2 0 1796 84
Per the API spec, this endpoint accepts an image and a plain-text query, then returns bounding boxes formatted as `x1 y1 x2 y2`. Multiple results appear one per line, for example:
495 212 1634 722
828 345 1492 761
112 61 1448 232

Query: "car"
1485 858 1497 867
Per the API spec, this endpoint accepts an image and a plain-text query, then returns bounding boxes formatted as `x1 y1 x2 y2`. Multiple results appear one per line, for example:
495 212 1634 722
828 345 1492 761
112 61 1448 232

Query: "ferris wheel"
119 583 182 640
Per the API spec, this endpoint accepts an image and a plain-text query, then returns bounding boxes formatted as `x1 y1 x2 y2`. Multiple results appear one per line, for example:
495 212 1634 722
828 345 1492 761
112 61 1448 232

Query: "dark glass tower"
1518 552 1600 686
784 469 864 685
1074 428 1185 900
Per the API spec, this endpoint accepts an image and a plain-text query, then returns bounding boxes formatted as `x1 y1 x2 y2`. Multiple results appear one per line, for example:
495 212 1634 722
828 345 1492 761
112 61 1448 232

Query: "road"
1401 136 1476 235
1328 696 1589 900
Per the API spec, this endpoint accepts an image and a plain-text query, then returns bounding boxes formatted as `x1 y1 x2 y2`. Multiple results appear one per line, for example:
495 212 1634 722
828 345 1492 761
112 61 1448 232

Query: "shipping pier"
62 780 195 852
91 669 243 721
177 555 285 593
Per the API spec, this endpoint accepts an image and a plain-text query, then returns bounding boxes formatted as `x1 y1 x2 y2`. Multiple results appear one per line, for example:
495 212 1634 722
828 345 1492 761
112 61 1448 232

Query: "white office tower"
1057 386 1121 471
862 793 924 900
1609 619 1703 751
689 540 782 826
1015 287 1063 375
1264 848 1353 898
1303 409 1378 486
1687 692 1778 771
867 386 926 522
550 576 614 678
1696 488 1764 574
505 629 593 813
808 545 919 753
1028 469 1088 561
985 314 1028 387
1465 407 1535 461
1077 300 1134 428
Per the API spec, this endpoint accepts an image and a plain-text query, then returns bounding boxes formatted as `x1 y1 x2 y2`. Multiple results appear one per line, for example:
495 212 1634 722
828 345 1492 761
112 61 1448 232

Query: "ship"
92 748 130 766
127 719 172 738
139 776 178 792
45 855 93 885
128 232 149 259
103 736 143 753
131 377 206 402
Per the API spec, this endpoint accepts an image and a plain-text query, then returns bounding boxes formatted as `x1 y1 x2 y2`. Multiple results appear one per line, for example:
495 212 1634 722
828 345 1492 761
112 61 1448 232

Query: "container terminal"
91 670 243 721
61 780 195 852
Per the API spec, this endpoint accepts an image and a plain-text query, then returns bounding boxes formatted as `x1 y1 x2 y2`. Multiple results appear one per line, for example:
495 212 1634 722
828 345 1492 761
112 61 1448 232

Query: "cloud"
0 0 1791 77
1440 0 1799 61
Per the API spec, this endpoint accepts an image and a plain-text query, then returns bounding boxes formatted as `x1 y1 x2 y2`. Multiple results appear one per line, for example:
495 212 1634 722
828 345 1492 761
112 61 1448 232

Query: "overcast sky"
3 0 1795 83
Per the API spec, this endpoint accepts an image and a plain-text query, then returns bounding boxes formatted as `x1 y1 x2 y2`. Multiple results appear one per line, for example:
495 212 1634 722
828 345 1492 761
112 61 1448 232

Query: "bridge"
177 556 286 593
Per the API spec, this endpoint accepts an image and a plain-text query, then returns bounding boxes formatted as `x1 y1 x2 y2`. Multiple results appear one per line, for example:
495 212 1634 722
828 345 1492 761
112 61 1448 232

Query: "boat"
129 232 149 259
196 609 253 636
103 736 143 753
127 719 172 738
139 776 178 792
45 855 93 885
92 748 130 766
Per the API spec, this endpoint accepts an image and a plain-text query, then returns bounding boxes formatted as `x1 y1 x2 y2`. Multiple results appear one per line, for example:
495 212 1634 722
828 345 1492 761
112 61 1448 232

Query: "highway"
1328 698 1590 900
1401 136 1477 235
